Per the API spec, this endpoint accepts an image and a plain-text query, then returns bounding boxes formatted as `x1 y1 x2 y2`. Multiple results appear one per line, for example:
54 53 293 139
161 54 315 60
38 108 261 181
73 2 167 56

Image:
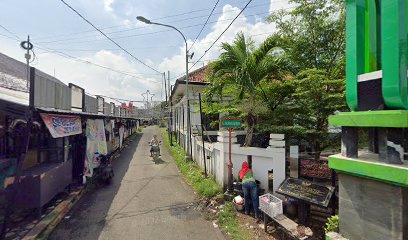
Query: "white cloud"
270 0 291 12
104 0 115 12
158 3 279 78
0 0 292 105
33 50 162 106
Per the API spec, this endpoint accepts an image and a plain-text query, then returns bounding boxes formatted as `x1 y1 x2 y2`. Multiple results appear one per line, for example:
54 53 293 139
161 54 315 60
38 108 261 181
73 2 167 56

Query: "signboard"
84 119 108 177
276 178 334 207
97 96 104 114
221 118 241 128
69 83 84 112
40 113 82 138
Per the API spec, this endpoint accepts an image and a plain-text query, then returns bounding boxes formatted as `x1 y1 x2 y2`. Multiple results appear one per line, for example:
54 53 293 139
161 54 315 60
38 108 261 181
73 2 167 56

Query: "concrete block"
378 128 404 164
326 232 348 240
341 127 358 158
338 173 407 240
267 147 285 153
270 133 284 140
269 140 285 147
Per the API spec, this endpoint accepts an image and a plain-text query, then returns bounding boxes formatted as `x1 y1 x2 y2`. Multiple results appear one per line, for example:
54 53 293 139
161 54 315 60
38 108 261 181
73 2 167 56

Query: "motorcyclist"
149 135 161 157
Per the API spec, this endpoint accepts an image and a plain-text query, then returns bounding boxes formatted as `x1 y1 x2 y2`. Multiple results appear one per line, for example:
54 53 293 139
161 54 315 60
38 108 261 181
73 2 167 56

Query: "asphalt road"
49 126 225 240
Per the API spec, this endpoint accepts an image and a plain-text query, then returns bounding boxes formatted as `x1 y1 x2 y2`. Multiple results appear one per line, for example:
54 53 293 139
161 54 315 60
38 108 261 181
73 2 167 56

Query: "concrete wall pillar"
338 174 407 240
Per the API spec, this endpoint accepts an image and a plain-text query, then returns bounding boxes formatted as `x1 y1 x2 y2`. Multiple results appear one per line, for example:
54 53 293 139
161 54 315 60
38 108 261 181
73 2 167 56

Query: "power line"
38 11 271 45
38 27 275 53
190 0 252 69
34 45 161 83
98 95 144 103
189 0 220 51
0 26 156 103
0 24 20 40
171 30 280 81
0 32 162 82
33 0 273 41
46 44 181 52
170 0 256 79
60 0 161 74
35 3 274 45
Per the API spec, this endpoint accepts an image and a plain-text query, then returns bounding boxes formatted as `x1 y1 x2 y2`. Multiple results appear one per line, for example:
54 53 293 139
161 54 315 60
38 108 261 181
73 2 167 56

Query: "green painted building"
328 1 408 239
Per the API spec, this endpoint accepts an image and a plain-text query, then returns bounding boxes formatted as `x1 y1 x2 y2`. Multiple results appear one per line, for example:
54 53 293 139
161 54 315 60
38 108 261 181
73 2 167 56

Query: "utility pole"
136 16 193 160
142 90 151 120
164 72 168 104
168 71 173 146
150 94 155 119
20 35 33 90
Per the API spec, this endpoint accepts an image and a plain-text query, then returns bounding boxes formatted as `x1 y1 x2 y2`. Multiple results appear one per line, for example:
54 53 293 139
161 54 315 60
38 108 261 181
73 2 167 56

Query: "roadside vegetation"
219 202 253 240
202 0 346 157
160 129 222 198
161 129 256 240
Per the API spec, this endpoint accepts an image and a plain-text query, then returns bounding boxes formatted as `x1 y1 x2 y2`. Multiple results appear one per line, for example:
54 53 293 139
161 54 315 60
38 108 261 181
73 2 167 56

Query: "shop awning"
37 107 140 120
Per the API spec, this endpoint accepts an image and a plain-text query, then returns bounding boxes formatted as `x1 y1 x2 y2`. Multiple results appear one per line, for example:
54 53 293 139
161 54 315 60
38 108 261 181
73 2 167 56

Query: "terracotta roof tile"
177 65 208 83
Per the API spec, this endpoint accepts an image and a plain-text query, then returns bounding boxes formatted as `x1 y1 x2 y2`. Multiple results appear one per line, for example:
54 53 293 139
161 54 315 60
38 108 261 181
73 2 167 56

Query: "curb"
21 187 85 240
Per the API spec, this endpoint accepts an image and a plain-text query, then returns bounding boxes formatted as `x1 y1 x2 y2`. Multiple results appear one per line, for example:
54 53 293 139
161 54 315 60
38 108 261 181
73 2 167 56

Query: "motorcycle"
149 142 161 162
95 153 114 184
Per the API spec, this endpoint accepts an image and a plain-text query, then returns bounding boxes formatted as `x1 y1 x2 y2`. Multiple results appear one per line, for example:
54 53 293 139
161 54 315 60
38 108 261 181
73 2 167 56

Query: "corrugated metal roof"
0 85 29 106
37 107 140 120
0 52 64 86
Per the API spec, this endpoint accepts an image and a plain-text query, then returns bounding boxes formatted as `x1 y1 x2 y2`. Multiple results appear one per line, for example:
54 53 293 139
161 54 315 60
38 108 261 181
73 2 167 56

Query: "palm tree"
208 32 289 146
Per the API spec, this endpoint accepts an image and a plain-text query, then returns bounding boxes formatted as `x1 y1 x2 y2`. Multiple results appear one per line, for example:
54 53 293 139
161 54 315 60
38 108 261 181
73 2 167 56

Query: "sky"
0 0 290 107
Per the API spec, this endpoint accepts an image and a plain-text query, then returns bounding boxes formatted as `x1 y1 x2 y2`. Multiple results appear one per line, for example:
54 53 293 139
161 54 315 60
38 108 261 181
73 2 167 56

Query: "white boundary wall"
191 131 286 193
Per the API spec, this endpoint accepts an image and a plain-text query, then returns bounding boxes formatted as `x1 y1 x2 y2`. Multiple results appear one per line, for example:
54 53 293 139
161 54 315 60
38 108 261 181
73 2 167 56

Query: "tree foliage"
203 0 346 155
268 0 346 78
204 32 290 146
291 69 346 157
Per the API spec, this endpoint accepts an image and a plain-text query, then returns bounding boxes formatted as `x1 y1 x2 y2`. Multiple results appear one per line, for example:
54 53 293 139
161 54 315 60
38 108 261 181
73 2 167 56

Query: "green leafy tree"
266 0 346 155
204 32 290 146
291 69 346 158
268 0 346 79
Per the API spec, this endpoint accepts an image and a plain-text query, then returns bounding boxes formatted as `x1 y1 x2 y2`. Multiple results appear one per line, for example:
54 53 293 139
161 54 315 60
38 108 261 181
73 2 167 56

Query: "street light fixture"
137 16 193 160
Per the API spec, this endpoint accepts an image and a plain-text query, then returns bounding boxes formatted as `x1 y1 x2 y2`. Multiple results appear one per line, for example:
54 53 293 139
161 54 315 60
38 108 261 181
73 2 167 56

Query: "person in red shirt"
239 162 260 221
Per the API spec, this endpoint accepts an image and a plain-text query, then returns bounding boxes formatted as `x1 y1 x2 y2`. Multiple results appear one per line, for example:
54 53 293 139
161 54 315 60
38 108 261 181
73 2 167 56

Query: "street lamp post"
142 90 151 119
150 94 155 119
137 16 192 160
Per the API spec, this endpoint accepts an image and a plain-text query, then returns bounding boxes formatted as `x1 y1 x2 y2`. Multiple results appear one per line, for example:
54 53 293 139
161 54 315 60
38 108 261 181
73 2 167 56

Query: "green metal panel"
328 110 408 127
382 0 408 109
364 0 381 72
346 0 366 111
329 154 408 186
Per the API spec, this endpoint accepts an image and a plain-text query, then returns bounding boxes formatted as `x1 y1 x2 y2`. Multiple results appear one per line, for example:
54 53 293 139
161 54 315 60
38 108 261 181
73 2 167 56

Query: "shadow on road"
152 157 166 165
48 133 143 240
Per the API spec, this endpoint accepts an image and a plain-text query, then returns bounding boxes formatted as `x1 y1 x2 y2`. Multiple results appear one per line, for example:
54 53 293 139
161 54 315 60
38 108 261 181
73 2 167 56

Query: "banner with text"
84 119 108 177
40 113 82 138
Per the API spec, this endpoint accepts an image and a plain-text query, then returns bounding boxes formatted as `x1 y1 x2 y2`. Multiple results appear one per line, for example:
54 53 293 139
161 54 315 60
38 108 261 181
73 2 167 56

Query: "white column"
269 133 285 193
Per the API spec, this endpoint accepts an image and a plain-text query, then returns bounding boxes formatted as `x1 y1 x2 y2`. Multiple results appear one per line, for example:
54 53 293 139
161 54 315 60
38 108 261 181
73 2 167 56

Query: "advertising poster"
84 119 108 177
40 113 82 138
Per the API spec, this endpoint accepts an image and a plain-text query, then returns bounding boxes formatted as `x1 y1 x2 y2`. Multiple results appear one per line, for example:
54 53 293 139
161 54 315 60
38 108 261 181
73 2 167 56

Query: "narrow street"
49 126 225 240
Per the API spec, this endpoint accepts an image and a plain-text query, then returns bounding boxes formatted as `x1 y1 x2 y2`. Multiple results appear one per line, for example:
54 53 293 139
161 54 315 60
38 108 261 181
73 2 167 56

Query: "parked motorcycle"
95 153 114 184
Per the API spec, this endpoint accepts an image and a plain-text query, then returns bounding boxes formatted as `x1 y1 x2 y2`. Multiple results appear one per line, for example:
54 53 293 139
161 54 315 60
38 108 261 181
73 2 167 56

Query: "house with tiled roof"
169 65 212 150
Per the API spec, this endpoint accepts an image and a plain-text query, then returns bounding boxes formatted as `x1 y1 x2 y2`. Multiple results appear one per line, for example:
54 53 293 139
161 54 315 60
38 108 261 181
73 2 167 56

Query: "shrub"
324 215 339 234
